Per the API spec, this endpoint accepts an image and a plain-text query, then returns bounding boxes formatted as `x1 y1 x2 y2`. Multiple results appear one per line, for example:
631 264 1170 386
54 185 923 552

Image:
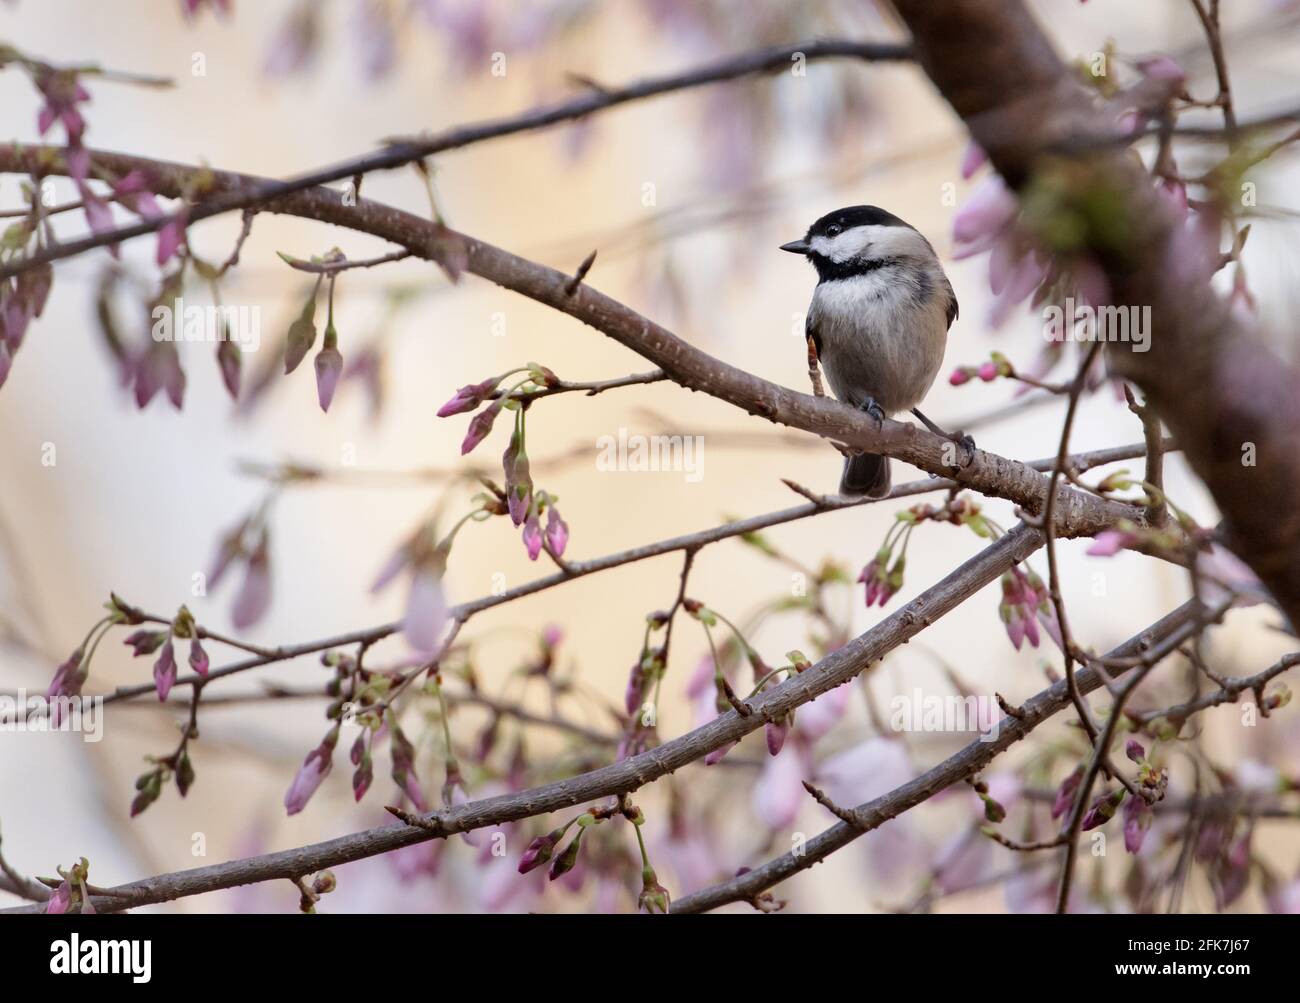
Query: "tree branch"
1 525 1044 913
672 598 1208 914
0 38 911 279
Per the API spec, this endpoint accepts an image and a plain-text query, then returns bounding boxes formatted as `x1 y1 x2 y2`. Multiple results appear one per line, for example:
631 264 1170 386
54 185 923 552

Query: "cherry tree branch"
0 146 1146 541
80 440 1155 708
0 38 911 279
673 598 1210 914
889 0 1300 629
2 525 1044 913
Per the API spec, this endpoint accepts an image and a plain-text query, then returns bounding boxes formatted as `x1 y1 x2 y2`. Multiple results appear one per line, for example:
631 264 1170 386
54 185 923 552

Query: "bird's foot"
859 397 885 429
911 407 976 468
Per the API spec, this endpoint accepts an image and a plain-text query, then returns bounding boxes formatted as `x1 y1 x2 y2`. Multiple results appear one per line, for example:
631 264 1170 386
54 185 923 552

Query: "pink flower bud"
1123 795 1152 853
1080 789 1125 831
188 637 210 677
1086 528 1134 557
231 537 272 629
1125 739 1146 764
216 338 242 400
156 212 187 267
437 377 499 417
284 744 333 816
544 506 569 557
765 717 789 757
314 345 344 412
153 640 177 701
518 827 565 874
403 567 448 654
948 366 972 386
45 881 72 915
522 513 544 561
460 399 503 454
959 141 987 180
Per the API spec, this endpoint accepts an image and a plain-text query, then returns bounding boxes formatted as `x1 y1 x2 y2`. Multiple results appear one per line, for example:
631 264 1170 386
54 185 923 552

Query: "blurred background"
2 0 1299 913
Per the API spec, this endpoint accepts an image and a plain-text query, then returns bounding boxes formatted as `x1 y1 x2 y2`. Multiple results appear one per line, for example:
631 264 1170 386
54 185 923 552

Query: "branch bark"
0 146 1144 541
673 597 1207 913
889 0 1300 629
1 525 1044 913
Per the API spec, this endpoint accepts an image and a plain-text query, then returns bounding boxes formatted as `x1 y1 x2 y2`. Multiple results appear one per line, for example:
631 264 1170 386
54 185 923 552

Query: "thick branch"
890 0 1300 629
0 146 1143 540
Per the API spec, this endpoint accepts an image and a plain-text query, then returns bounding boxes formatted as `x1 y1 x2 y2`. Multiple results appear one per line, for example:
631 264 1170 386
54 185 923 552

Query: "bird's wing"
805 310 823 356
943 276 960 331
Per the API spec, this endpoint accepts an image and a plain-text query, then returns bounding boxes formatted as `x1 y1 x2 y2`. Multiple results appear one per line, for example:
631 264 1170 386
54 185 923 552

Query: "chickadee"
781 205 967 498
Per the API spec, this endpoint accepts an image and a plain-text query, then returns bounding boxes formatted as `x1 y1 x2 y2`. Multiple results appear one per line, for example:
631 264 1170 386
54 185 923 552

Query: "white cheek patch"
811 226 875 263
811 224 929 263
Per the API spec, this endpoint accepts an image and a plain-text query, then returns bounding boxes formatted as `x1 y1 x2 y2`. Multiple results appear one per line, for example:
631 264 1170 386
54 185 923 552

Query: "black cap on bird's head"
780 205 930 282
779 205 913 256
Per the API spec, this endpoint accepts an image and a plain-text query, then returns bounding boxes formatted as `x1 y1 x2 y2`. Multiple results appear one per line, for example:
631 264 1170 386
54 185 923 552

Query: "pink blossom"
752 744 807 829
1050 763 1081 821
765 717 789 756
156 213 187 267
522 512 544 561
1190 545 1263 608
153 639 177 701
460 399 503 454
952 175 1018 257
403 568 448 654
437 377 499 417
703 742 736 766
1137 54 1186 87
314 345 344 412
188 637 209 677
959 141 987 180
35 70 90 140
932 828 993 894
45 881 72 914
818 738 913 808
111 171 163 221
216 339 241 400
264 2 321 77
1086 528 1136 557
369 541 409 593
544 505 569 557
794 682 850 743
46 647 86 701
1269 879 1300 914
1123 795 1152 853
284 742 334 816
231 539 271 629
132 341 186 411
390 723 428 812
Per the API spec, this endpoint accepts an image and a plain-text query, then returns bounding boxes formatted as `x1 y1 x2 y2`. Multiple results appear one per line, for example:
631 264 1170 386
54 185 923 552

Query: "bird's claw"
859 398 885 429
951 431 976 468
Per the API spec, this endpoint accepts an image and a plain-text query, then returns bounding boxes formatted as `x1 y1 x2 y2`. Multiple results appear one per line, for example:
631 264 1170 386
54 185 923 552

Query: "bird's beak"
779 239 811 255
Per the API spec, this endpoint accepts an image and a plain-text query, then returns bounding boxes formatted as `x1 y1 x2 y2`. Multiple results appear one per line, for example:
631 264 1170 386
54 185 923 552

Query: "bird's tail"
840 452 891 498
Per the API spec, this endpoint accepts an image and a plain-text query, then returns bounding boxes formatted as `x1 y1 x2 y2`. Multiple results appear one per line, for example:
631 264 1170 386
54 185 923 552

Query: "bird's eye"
826 224 842 238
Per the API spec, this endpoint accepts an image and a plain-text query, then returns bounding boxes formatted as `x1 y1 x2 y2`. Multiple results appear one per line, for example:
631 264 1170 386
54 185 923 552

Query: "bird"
781 205 968 498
